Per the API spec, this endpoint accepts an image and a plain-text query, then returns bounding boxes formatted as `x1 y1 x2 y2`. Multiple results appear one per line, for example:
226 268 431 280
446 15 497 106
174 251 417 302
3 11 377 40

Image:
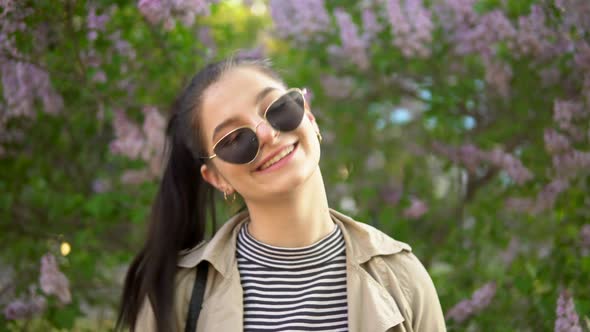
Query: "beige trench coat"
136 209 446 331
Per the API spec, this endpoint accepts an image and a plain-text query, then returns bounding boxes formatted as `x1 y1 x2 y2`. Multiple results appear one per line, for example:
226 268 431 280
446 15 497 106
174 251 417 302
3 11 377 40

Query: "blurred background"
1 0 589 331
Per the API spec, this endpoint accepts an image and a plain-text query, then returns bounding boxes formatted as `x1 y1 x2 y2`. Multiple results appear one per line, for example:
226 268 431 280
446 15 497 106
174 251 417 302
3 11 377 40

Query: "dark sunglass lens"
214 128 259 164
266 90 305 131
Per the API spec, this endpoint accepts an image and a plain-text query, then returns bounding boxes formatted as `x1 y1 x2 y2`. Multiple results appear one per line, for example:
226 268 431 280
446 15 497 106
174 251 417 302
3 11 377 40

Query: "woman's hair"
116 56 283 332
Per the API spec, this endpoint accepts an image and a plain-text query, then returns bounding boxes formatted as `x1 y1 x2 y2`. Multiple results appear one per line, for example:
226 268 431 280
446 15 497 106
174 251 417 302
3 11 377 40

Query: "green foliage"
1 0 589 330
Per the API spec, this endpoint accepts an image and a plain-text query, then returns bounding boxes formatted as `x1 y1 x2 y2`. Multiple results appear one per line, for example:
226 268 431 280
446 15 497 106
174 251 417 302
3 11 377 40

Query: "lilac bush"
555 290 582 332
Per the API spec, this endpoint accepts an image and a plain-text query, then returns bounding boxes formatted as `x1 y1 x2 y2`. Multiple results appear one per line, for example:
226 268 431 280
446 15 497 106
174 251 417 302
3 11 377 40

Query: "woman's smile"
254 142 298 173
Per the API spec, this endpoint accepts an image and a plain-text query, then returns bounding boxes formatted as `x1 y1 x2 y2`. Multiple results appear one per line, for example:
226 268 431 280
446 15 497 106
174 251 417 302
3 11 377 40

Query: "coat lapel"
347 263 405 331
184 209 411 332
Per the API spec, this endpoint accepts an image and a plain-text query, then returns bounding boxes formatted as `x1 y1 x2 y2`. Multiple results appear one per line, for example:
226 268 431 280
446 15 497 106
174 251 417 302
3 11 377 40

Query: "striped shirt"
236 222 349 332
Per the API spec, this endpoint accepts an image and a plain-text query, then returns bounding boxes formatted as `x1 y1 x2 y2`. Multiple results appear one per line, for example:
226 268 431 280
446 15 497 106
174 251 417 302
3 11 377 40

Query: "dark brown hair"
116 57 283 331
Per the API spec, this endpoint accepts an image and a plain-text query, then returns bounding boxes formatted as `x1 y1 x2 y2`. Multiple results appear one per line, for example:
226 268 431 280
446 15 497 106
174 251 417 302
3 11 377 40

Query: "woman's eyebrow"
211 87 278 141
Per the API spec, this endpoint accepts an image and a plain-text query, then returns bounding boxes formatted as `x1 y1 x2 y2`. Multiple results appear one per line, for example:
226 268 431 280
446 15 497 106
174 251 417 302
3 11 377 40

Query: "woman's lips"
255 142 298 173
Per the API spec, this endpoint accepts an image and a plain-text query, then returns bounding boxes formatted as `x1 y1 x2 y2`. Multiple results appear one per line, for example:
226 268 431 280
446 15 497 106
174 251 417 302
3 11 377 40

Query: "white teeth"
260 144 295 170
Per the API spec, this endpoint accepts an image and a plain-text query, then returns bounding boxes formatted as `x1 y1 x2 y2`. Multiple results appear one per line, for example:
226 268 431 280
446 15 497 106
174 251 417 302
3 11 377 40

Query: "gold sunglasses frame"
202 87 307 164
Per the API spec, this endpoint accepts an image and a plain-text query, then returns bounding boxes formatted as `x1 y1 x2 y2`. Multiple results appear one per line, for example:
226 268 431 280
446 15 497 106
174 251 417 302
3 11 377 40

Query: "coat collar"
178 208 412 278
179 208 411 331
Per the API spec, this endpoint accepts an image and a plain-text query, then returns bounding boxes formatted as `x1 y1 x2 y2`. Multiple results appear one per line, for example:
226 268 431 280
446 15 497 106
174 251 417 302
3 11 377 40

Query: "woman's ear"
201 163 232 193
305 110 320 133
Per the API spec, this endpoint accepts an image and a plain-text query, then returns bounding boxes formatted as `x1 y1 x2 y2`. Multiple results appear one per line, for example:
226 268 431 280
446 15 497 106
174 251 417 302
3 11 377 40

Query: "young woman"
117 57 446 332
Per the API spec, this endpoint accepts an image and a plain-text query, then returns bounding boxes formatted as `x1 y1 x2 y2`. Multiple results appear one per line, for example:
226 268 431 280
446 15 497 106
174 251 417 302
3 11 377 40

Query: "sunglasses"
201 88 306 164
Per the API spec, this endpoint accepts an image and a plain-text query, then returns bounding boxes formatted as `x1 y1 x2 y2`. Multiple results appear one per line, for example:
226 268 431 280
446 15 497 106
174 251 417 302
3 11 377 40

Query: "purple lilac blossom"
320 75 355 99
3 286 48 320
333 8 369 70
269 0 331 44
482 57 512 98
365 150 386 171
361 7 382 42
580 224 590 249
556 0 590 36
198 26 216 57
108 31 136 60
110 107 166 182
39 254 71 304
92 178 112 193
552 150 590 177
138 0 216 28
3 299 29 320
86 5 110 41
432 142 532 184
544 129 571 154
455 10 515 57
484 148 533 185
109 109 144 159
1 61 63 118
573 41 590 72
513 5 557 60
505 178 569 215
402 197 428 219
446 282 496 323
555 290 582 332
386 0 433 58
380 183 403 206
235 46 266 60
500 237 520 265
436 1 514 58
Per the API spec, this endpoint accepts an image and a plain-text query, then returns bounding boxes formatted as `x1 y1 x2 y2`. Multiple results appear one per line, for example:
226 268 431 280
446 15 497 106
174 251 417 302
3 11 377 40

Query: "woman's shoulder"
330 208 413 255
177 239 210 268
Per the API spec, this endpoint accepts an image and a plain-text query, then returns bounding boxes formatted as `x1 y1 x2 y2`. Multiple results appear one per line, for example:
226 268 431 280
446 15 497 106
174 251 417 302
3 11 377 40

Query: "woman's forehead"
200 67 284 130
205 67 283 103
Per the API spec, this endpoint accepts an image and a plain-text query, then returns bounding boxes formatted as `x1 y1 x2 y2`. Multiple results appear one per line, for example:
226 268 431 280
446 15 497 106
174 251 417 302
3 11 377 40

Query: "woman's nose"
255 120 279 143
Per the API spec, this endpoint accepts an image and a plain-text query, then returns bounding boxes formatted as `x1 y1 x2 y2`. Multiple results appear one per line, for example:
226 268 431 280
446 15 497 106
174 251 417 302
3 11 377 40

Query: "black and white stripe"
236 222 349 332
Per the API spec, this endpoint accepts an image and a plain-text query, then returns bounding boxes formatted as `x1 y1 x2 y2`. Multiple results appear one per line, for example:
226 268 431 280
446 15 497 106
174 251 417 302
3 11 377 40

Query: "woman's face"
198 66 321 202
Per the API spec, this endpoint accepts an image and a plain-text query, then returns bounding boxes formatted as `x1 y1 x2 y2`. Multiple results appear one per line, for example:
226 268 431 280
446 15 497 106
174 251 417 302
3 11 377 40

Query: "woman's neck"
244 167 334 248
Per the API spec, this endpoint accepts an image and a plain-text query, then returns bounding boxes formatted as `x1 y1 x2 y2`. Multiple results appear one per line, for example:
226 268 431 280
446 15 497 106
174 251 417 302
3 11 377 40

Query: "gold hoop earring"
316 131 323 143
223 190 236 203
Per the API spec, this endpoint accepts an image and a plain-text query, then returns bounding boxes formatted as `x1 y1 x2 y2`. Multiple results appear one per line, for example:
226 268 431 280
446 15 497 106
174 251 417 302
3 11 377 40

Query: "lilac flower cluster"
269 0 331 44
87 5 110 41
546 99 590 182
552 150 590 177
0 3 63 149
544 129 571 155
554 290 582 332
361 6 382 42
3 287 46 320
437 1 514 57
332 8 369 70
110 107 166 183
320 74 356 99
386 0 433 58
500 237 520 266
436 1 517 96
402 197 428 219
432 142 533 185
198 26 217 58
446 282 497 323
1 61 63 118
505 178 569 215
553 100 587 142
379 182 403 206
512 6 555 59
556 0 590 38
138 0 218 29
83 4 139 88
486 148 533 185
580 224 590 249
39 254 71 304
482 57 513 98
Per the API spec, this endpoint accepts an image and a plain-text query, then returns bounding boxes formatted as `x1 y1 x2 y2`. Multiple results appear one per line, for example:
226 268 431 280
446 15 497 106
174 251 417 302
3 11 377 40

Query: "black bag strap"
184 262 208 332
